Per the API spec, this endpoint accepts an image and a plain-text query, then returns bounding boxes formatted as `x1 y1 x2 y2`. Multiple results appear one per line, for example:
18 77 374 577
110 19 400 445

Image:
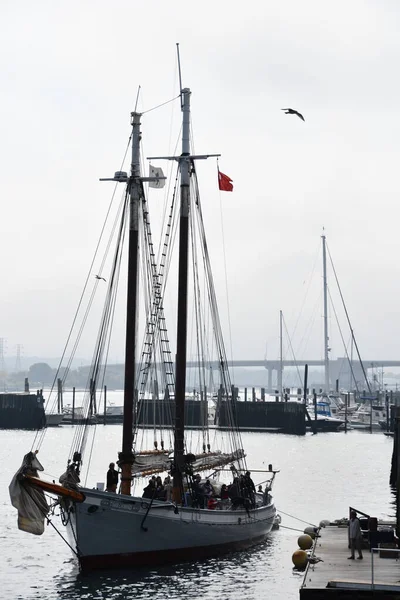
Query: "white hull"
348 420 382 431
64 488 276 570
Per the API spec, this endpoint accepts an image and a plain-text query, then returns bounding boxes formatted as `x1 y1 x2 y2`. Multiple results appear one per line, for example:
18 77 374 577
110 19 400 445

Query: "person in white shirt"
348 510 363 559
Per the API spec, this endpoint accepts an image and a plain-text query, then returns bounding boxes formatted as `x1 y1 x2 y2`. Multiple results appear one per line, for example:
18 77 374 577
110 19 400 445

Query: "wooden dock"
300 525 400 599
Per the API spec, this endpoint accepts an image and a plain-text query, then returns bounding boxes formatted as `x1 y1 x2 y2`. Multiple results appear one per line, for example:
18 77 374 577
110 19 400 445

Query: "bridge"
185 358 397 390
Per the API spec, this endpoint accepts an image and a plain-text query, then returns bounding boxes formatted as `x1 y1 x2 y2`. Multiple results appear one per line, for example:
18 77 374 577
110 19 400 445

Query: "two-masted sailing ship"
10 78 278 570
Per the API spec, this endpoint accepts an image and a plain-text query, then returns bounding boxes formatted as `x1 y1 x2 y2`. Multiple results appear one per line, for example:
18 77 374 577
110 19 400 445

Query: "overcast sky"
2 0 400 367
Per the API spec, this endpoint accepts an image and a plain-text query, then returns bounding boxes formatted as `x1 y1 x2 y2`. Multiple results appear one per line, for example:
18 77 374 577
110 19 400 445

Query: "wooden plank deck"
300 525 400 599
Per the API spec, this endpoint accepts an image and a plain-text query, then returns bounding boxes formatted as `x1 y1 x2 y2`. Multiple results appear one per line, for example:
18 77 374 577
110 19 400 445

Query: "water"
1 418 395 599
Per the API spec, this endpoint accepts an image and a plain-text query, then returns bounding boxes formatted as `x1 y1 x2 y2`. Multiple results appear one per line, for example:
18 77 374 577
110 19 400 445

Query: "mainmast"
147 83 220 502
119 112 142 495
322 234 330 392
173 88 191 500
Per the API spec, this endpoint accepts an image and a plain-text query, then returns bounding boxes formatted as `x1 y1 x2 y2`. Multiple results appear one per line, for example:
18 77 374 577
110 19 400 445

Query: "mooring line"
277 509 317 528
279 524 308 533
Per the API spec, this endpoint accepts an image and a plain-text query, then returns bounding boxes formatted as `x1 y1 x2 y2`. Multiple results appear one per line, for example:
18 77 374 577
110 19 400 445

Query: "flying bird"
281 108 305 122
95 275 106 282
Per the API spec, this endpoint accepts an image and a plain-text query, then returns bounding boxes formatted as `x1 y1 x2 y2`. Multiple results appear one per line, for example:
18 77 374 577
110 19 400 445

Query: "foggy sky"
2 0 400 366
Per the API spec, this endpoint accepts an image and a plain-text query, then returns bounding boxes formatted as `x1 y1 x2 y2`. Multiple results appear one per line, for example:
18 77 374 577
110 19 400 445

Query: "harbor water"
1 412 395 599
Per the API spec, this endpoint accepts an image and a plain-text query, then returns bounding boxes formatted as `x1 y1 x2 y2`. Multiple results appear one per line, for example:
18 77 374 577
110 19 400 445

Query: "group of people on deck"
108 462 270 510
139 470 259 509
191 471 258 510
142 475 173 501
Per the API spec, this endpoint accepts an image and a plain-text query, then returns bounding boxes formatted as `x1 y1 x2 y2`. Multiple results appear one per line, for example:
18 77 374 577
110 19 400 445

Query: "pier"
217 400 306 435
300 524 400 598
0 391 45 429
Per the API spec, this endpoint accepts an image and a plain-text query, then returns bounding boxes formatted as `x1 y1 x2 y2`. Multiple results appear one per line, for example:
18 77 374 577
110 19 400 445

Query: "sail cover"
132 448 245 477
191 449 245 472
132 451 171 476
9 452 49 535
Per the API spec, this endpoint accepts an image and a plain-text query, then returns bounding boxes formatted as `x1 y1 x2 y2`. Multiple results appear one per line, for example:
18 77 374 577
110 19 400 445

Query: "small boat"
349 401 387 431
62 405 97 424
96 404 124 424
10 63 278 571
45 413 63 427
307 401 345 432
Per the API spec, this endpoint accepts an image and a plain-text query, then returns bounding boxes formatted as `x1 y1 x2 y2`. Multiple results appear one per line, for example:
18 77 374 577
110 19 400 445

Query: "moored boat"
10 61 278 571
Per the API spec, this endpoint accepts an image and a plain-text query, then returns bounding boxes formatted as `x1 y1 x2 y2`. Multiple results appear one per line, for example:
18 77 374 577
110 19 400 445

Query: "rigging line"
276 509 317 527
32 134 133 452
78 212 127 458
142 95 180 115
326 242 372 395
190 205 208 446
290 238 321 343
192 170 245 466
217 163 235 382
294 290 323 360
282 315 303 388
84 421 98 487
327 288 360 394
72 194 128 460
47 515 80 557
23 483 81 557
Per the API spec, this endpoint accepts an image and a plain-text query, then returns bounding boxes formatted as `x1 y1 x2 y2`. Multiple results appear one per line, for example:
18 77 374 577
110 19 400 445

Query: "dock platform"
300 525 400 599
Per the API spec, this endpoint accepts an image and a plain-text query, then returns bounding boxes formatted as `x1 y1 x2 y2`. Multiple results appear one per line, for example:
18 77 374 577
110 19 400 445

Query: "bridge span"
185 358 398 389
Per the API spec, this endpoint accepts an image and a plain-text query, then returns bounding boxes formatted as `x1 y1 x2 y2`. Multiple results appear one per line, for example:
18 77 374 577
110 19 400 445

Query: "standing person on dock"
348 510 363 559
106 462 118 493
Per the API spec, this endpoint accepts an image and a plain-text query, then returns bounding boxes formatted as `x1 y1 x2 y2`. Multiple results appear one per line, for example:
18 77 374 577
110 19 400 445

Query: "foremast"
120 112 142 495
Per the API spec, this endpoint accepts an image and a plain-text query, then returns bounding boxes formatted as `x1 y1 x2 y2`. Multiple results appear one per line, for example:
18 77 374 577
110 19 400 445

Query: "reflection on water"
52 539 276 600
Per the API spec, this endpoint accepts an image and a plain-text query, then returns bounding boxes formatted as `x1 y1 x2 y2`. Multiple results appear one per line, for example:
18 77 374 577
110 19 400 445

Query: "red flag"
218 169 233 192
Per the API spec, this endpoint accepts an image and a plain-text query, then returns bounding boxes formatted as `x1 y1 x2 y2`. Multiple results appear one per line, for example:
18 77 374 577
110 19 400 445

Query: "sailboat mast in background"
278 310 283 400
120 112 142 495
322 233 330 393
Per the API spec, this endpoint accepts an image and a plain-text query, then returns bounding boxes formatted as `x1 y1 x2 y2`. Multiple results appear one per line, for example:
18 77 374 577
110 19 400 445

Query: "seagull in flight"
281 108 305 122
95 275 106 282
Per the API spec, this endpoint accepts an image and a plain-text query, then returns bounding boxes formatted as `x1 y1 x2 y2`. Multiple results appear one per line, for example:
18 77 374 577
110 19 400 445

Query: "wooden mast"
173 88 191 502
119 112 142 495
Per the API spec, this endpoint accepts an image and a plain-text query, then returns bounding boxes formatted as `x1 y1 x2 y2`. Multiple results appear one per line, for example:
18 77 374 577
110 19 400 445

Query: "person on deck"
155 476 164 499
142 479 156 499
203 479 214 498
348 510 363 559
243 471 256 508
163 476 173 501
220 484 229 500
106 462 118 493
192 474 205 508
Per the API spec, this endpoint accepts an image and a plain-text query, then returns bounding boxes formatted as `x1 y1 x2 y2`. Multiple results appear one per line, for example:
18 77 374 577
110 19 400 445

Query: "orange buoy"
292 549 308 569
298 534 313 550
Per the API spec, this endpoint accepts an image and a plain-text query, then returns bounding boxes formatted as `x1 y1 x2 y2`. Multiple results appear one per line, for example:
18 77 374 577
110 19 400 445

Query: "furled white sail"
9 452 49 535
